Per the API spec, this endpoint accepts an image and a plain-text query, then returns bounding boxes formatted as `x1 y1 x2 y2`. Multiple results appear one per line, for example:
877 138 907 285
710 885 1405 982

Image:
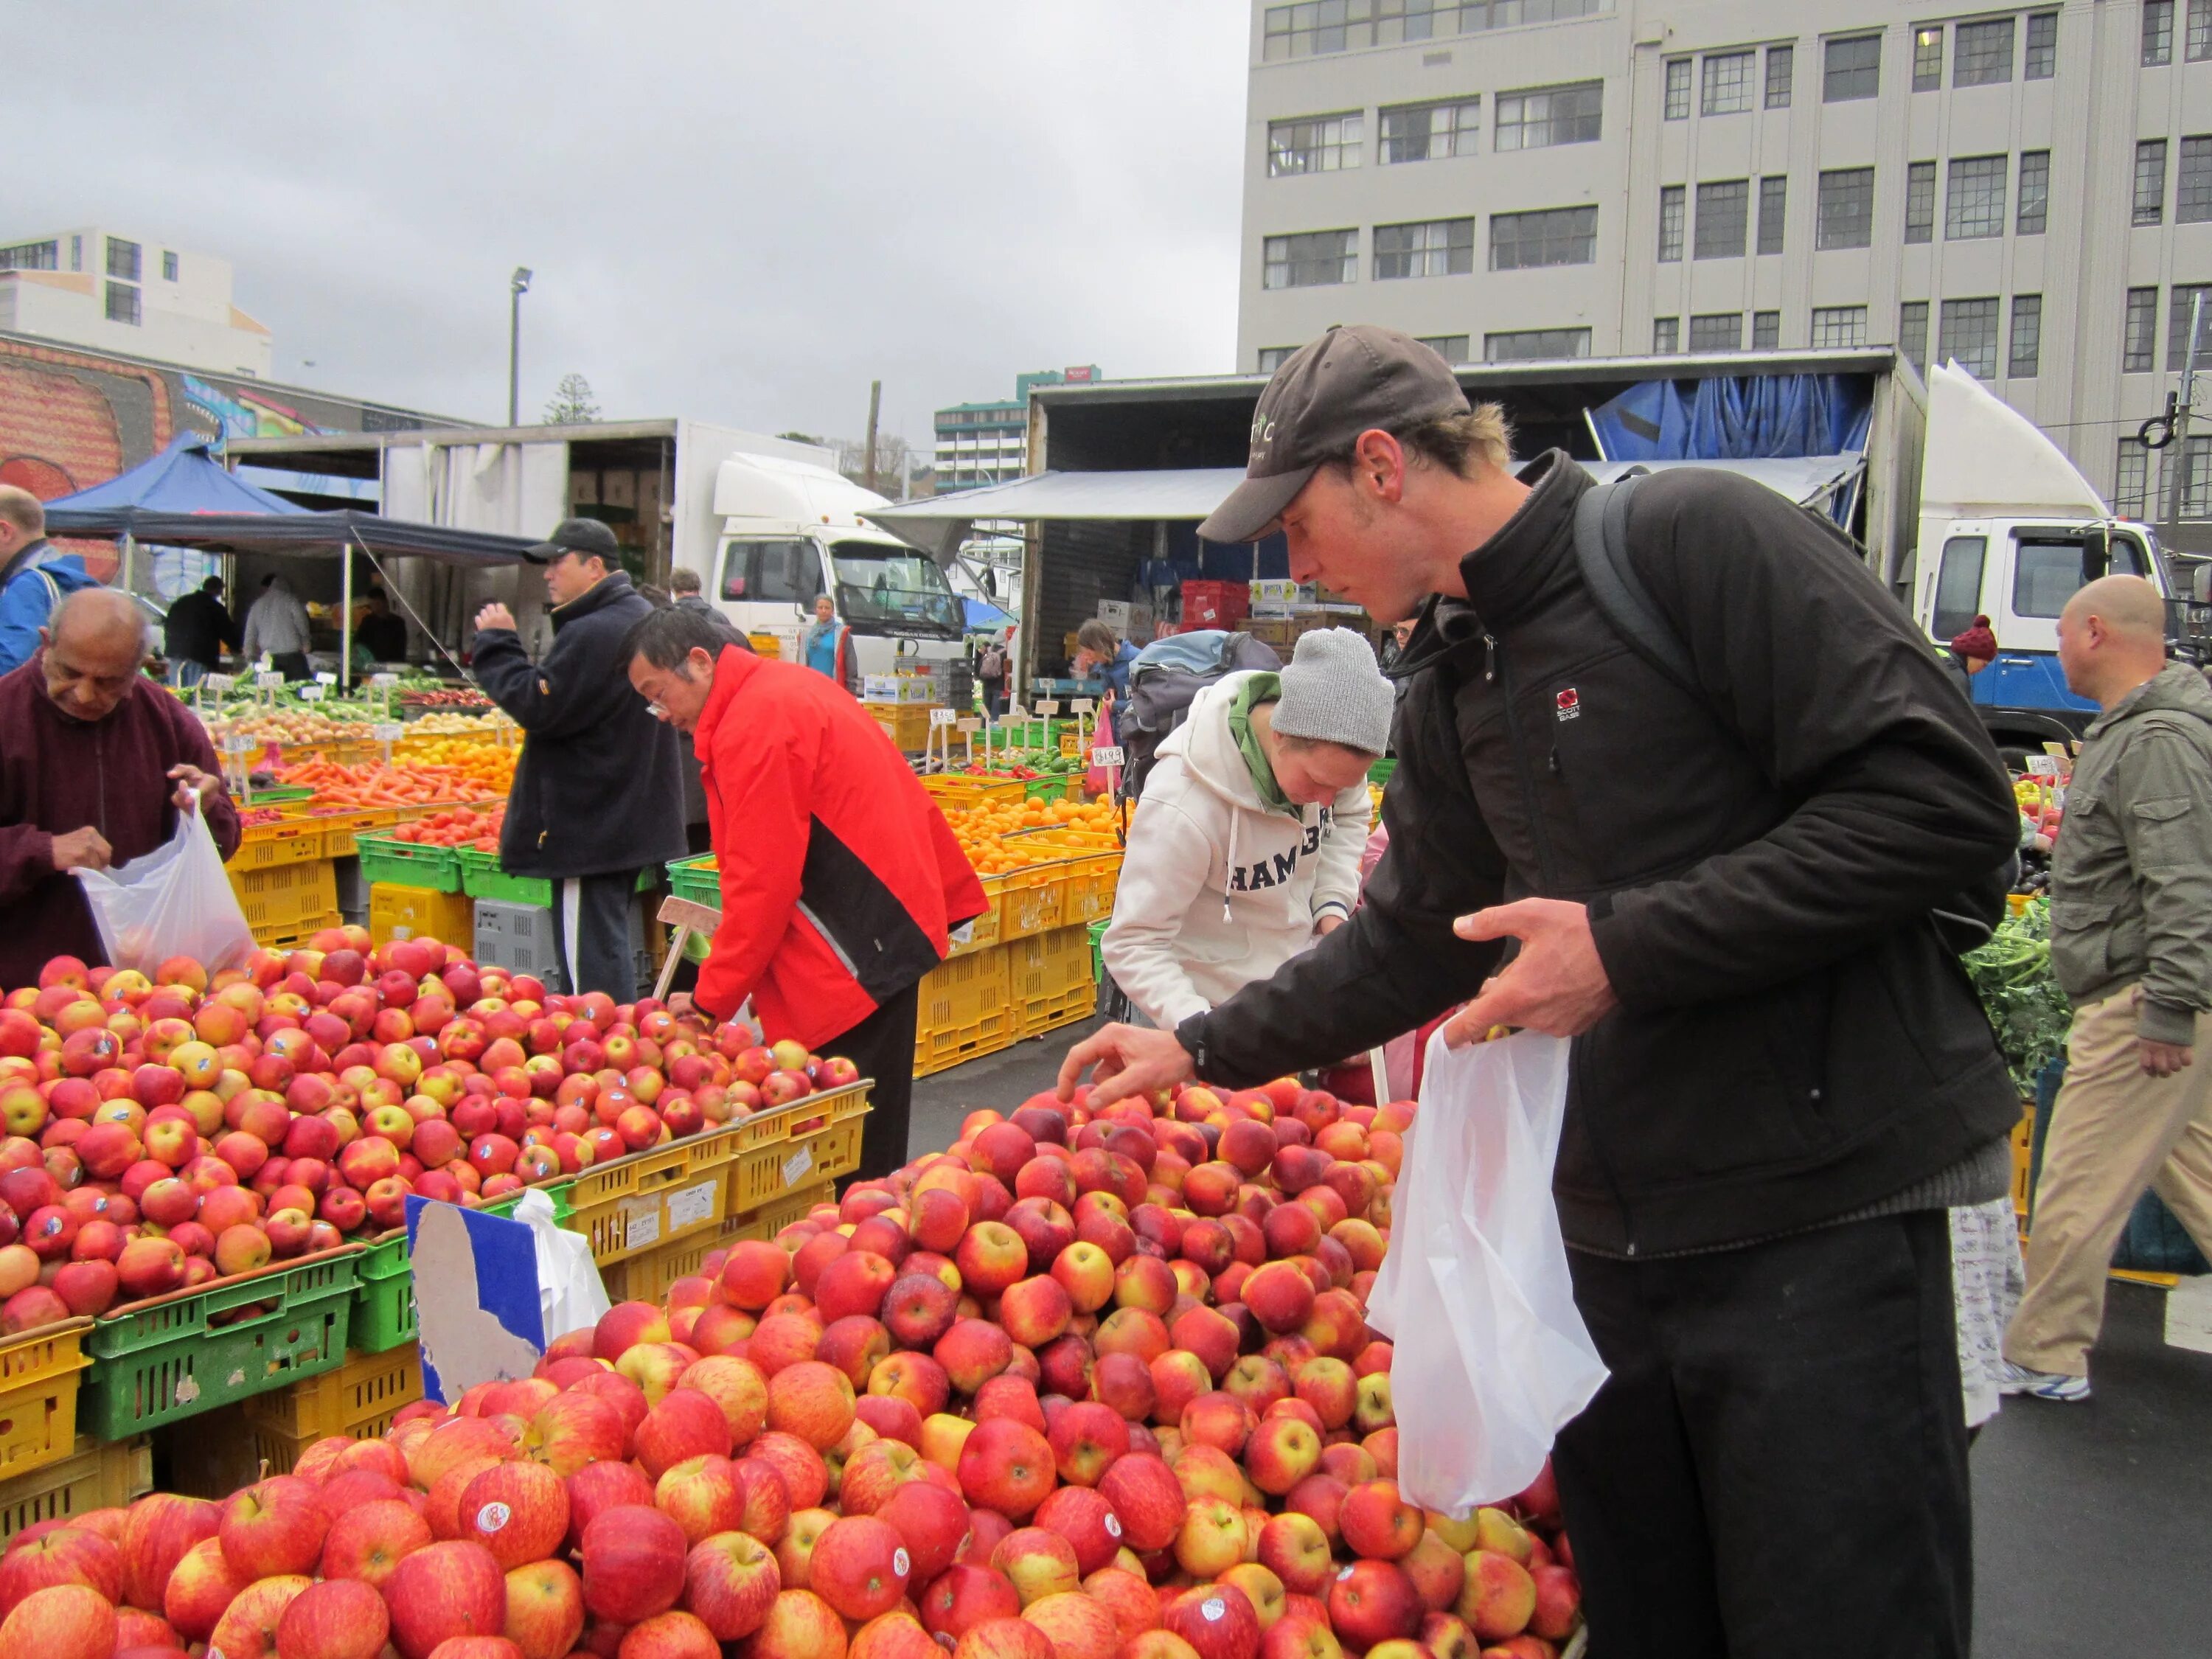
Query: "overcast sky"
8 1 1249 453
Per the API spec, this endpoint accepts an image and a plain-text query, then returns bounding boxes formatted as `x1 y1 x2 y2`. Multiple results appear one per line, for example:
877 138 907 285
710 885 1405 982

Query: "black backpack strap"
1571 470 1699 695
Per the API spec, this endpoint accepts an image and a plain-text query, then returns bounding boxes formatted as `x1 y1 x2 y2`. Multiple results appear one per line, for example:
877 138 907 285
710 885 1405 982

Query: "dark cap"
523 517 622 566
1198 325 1471 544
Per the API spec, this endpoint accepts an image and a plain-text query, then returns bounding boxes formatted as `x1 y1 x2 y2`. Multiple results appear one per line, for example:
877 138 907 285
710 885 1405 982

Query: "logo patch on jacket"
1556 687 1580 721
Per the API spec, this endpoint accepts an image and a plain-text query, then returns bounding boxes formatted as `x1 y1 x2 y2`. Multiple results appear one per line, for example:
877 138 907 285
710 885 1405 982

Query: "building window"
0 240 58 271
1824 35 1881 102
2017 150 2050 234
1256 347 1298 374
1262 229 1358 288
1900 301 1930 370
1495 82 1603 150
2174 134 2212 226
2025 11 2057 78
105 238 140 282
1653 316 1680 353
1946 155 2008 240
1261 1 1615 62
1416 335 1471 364
1752 311 1781 350
1913 25 1944 91
1817 167 1875 248
1689 313 1742 352
161 251 178 282
1664 58 1691 119
104 282 141 325
1269 112 1364 176
2194 0 2212 58
1765 44 1793 108
1701 52 1754 114
1905 161 1937 243
2009 295 2043 378
1812 305 1868 348
1658 186 1686 260
1483 328 1593 362
1375 217 1476 279
1489 205 1599 270
1694 180 1750 259
1379 98 1480 163
2124 286 2160 372
1757 175 1787 254
2115 440 2151 516
2168 283 2212 369
2146 1 2174 66
2135 140 2168 225
1954 18 2014 86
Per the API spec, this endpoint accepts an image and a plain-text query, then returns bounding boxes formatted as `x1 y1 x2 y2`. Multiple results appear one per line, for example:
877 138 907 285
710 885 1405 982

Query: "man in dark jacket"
1060 328 2022 1656
473 519 685 1000
163 576 242 686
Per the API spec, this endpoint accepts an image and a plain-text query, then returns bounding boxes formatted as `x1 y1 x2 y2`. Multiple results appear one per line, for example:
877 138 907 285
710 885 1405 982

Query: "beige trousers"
2005 986 2212 1377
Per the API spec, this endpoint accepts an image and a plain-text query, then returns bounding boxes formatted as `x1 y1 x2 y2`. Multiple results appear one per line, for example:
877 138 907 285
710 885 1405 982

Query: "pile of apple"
0 1077 1583 1659
0 935 849 1329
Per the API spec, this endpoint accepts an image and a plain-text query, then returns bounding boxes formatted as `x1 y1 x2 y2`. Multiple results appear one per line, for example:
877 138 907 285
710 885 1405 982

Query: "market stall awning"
46 509 536 567
43 437 307 532
866 458 1865 556
963 596 1016 630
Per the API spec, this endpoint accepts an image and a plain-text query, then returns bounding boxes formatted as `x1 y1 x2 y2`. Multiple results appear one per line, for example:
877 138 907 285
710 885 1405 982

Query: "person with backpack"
1060 326 2021 1656
1103 626 1383 1029
0 486 100 677
977 630 1010 718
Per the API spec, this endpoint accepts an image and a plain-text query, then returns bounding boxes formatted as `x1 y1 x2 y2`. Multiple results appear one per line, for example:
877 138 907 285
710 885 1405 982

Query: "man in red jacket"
0 588 240 990
623 605 987 1180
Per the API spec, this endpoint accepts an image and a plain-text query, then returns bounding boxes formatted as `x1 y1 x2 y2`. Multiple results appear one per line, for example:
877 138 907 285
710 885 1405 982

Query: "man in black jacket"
1062 328 2021 1656
473 519 686 999
162 576 240 686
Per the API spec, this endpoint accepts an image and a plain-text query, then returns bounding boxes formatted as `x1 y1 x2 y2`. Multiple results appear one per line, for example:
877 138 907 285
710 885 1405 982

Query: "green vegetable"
1964 897 2072 1093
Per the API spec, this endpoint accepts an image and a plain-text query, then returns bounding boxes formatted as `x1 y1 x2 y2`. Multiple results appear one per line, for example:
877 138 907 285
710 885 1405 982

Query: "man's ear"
1351 429 1407 504
37 627 52 650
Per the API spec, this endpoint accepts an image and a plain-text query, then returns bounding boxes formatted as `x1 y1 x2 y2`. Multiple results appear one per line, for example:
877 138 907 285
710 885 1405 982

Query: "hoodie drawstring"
1222 814 1238 922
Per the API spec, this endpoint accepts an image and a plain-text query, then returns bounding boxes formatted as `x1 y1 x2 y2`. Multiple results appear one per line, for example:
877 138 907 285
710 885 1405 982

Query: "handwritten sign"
254 672 284 689
930 708 958 726
373 723 405 744
2025 755 2059 777
956 718 981 734
1036 700 1062 716
1091 746 1127 767
299 685 326 702
204 673 236 694
1071 698 1096 714
370 672 400 688
314 671 338 686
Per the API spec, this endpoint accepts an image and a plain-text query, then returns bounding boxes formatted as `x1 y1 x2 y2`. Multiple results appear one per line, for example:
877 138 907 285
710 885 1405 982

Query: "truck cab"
1913 364 2175 755
695 451 965 676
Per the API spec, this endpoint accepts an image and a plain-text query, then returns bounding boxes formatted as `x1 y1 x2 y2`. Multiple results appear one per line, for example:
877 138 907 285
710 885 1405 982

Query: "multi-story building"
0 229 273 379
933 367 1101 493
1237 1 2212 517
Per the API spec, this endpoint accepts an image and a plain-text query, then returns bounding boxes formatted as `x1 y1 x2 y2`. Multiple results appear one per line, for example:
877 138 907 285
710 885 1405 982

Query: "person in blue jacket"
803 594 859 694
0 487 99 675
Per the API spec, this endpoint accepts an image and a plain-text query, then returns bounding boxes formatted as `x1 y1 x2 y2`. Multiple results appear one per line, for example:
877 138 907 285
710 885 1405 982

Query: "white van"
689 451 966 677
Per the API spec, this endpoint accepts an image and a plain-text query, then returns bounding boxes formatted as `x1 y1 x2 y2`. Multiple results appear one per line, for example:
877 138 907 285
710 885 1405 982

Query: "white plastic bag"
515 1186 610 1341
1366 1029 1609 1516
72 800 254 975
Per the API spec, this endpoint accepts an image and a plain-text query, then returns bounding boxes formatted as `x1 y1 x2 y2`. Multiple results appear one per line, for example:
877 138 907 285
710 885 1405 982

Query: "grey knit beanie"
1271 628 1394 756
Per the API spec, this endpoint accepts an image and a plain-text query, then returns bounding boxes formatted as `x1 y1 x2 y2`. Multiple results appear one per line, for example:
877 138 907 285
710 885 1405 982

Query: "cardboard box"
862 675 903 703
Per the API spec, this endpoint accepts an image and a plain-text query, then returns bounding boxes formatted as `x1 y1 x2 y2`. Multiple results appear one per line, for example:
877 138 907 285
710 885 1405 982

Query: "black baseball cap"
1198 325 1471 545
523 517 622 566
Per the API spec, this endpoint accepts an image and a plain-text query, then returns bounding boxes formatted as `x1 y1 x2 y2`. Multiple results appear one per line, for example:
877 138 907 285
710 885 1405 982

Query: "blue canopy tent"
963 596 1016 631
41 437 307 531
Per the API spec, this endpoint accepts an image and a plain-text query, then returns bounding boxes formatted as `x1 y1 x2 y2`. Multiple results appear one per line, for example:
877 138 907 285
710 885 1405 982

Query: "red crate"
1180 580 1249 629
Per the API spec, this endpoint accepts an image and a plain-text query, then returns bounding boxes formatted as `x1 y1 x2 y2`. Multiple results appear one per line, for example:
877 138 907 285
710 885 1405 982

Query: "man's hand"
474 602 517 634
1440 897 1618 1047
167 764 221 812
1057 1023 1196 1108
1315 913 1346 936
49 827 111 874
2140 1037 2193 1077
666 992 697 1020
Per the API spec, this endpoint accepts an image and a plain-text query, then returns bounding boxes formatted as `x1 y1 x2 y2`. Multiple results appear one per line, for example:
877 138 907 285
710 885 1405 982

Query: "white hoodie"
1102 671 1371 1029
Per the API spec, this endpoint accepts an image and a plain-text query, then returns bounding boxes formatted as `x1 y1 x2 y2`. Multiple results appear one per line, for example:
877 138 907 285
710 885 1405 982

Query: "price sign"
2025 755 2059 777
930 708 959 726
1091 746 1126 767
1036 700 1062 715
956 718 981 734
220 731 252 755
299 685 326 702
373 723 405 744
1004 704 1028 721
1071 698 1096 714
255 672 284 689
370 672 400 688
204 673 235 694
314 672 338 686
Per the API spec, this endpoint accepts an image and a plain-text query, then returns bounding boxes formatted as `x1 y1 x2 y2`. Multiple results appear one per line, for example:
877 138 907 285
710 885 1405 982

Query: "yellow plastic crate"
311 807 400 859
232 817 327 871
598 1231 726 1308
260 911 342 951
369 883 474 949
997 865 1065 942
949 876 1006 959
0 1436 150 1544
921 775 1029 810
243 1342 422 1441
1051 851 1121 928
1017 981 1098 1040
0 1320 93 1484
563 1126 746 1267
915 947 1015 1074
1009 927 1096 1003
728 1095 872 1213
230 858 339 931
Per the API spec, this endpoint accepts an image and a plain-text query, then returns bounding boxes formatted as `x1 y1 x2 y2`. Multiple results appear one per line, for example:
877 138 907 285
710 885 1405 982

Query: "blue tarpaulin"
42 437 306 533
1587 374 1874 464
963 597 1015 630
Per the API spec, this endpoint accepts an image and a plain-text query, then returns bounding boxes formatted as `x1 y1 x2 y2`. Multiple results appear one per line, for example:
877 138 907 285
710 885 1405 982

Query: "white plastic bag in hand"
515 1186 611 1341
72 800 254 976
1366 1029 1608 1517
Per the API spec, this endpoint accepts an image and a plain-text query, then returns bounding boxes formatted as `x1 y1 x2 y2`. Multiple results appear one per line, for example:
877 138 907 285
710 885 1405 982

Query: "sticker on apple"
477 1501 512 1532
1202 1599 1225 1621
894 1548 911 1576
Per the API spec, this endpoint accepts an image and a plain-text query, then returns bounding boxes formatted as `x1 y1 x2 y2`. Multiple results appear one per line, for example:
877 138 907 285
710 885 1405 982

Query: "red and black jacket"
693 645 987 1046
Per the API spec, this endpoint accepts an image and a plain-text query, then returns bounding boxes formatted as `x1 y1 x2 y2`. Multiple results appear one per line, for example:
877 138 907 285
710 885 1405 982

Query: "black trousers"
827 981 919 1186
552 872 641 1001
1554 1211 1971 1659
272 651 310 682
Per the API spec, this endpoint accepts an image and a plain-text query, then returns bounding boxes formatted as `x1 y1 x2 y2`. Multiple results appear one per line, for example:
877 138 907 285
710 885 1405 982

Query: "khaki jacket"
2049 663 2212 1043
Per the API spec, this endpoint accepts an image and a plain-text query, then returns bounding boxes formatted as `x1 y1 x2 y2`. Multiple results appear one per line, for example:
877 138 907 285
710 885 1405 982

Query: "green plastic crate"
1368 758 1397 787
352 1184 573 1352
668 854 720 907
354 832 462 893
1089 917 1109 987
82 1252 361 1438
456 845 550 906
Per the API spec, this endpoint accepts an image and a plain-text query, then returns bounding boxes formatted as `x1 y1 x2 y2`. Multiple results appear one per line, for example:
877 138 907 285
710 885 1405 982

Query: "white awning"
865 457 1865 557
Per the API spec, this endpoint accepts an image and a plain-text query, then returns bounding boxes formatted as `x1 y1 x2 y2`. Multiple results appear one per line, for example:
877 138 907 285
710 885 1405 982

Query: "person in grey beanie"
1102 627 1391 1029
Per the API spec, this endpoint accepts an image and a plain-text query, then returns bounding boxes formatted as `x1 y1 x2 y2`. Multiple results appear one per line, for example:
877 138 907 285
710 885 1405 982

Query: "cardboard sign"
299 685 326 702
254 671 284 689
2025 755 2059 776
406 1196 548 1402
373 723 405 743
1091 746 1127 767
314 671 338 686
930 708 958 726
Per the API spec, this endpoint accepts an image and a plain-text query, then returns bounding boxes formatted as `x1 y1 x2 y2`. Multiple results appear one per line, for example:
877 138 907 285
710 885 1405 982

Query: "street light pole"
508 267 533 425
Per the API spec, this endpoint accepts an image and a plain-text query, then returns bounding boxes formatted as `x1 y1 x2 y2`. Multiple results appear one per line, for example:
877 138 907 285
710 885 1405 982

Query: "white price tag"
930 708 958 726
1071 698 1096 714
204 673 235 693
314 671 338 686
1036 700 1061 715
220 732 252 755
255 672 284 689
956 718 981 734
667 1179 720 1231
781 1145 814 1186
1004 704 1028 721
2025 755 2059 777
370 672 400 687
299 685 326 702
1091 745 1126 767
623 1203 662 1251
373 723 405 743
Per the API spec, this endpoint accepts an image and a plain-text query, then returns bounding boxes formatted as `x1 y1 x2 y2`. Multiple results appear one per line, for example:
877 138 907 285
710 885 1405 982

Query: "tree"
543 373 600 425
836 432 914 496
776 430 825 447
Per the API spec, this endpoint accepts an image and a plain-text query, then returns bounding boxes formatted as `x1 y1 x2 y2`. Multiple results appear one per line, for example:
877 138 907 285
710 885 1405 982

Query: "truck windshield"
2013 535 2148 618
831 542 963 638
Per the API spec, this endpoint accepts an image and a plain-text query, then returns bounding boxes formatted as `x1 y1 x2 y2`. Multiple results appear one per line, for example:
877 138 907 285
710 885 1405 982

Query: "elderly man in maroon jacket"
0 588 240 990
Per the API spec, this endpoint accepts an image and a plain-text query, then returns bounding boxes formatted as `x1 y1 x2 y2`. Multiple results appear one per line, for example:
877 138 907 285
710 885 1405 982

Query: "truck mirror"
2081 526 2110 581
